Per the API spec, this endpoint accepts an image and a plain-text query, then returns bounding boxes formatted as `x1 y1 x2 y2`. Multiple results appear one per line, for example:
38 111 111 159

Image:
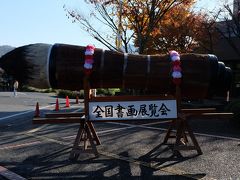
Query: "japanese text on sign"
89 100 177 120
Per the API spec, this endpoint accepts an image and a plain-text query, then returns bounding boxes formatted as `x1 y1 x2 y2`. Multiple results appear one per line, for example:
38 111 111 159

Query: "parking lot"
0 92 240 179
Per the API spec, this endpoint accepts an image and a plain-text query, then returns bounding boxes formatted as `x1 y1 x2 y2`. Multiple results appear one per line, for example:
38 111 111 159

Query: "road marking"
0 141 41 150
0 166 27 180
65 105 81 109
0 125 192 178
0 110 34 121
141 120 171 125
24 133 70 146
17 92 27 95
72 108 82 112
16 119 240 142
62 121 170 140
62 126 134 140
0 104 54 121
27 124 49 133
107 121 240 141
1 119 239 143
16 131 206 179
0 122 220 180
99 126 134 134
109 121 169 131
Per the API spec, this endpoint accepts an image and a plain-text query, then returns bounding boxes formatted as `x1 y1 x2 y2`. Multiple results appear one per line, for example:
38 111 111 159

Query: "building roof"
213 36 240 61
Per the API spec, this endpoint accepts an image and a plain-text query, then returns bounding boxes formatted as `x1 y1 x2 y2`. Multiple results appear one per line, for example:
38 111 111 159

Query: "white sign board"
89 100 177 121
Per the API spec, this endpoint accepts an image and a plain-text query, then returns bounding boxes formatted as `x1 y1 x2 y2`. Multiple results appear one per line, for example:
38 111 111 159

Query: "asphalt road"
0 92 240 179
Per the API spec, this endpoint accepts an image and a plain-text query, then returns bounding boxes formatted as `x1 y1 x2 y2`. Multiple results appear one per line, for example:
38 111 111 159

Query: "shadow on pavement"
4 148 206 179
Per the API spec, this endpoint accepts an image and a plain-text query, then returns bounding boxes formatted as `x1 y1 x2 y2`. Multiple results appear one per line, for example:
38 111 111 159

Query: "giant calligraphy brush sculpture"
0 43 232 99
0 43 51 88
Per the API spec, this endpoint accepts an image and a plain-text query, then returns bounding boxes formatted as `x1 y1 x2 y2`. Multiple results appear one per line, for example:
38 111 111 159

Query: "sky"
0 0 224 49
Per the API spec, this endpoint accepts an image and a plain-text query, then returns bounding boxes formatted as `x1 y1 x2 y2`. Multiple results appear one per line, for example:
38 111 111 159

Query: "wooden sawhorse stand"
163 108 233 155
33 107 233 160
163 114 203 155
69 120 100 159
33 112 101 159
33 76 233 160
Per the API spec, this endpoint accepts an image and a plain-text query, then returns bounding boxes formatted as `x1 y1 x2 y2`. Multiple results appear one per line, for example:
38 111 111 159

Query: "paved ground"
0 92 240 179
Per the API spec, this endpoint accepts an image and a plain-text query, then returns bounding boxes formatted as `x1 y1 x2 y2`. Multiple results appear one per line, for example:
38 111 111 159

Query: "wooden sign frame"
32 74 233 160
88 96 177 121
68 76 203 159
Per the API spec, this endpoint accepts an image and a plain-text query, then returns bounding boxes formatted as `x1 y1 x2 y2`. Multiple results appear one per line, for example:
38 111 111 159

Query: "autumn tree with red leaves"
65 0 215 54
142 1 218 54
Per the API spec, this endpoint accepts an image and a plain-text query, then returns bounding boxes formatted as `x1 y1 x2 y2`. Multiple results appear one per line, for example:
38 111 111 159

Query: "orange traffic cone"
66 96 70 108
55 98 59 111
76 96 79 104
34 102 40 118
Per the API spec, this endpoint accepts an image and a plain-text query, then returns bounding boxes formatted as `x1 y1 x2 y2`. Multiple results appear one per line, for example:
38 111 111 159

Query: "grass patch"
21 85 56 93
97 88 120 96
57 89 84 99
21 86 120 99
